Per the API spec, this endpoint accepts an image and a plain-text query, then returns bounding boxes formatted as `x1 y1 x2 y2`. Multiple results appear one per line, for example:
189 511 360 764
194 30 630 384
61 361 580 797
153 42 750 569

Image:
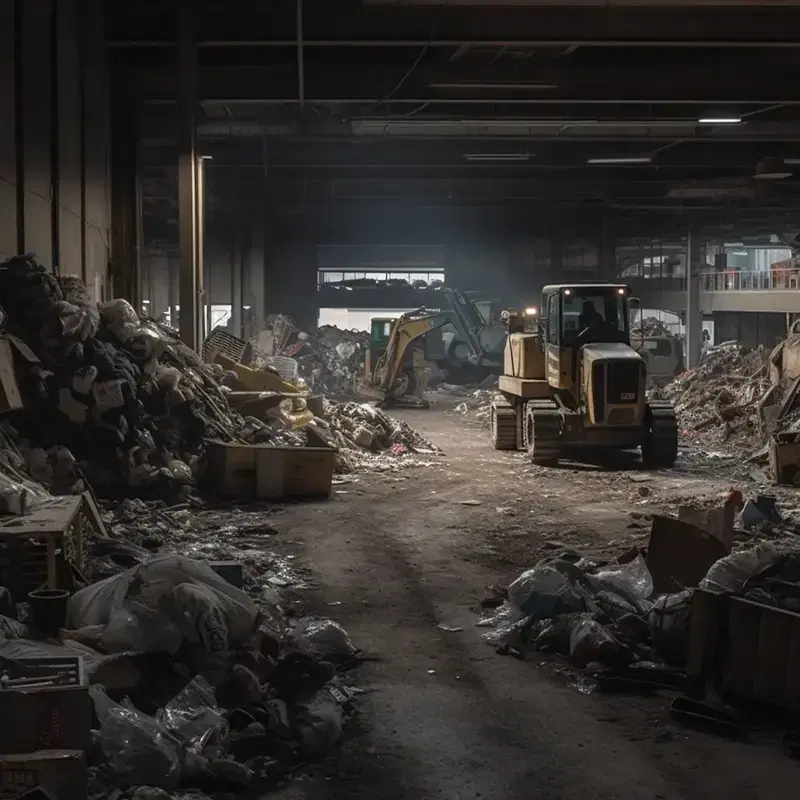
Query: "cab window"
561 289 626 344
547 294 559 343
371 320 393 345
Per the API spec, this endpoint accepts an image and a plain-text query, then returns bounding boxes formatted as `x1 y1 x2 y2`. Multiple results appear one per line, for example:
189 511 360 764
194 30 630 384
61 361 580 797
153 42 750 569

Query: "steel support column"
110 75 141 304
178 0 200 348
685 231 703 369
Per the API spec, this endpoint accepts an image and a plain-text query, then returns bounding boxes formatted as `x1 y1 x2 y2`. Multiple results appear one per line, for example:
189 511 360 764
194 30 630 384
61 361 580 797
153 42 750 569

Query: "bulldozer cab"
540 284 633 391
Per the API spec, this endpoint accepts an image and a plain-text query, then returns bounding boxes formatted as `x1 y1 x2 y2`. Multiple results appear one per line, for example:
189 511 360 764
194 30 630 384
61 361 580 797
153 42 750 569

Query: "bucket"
28 589 70 636
267 356 298 381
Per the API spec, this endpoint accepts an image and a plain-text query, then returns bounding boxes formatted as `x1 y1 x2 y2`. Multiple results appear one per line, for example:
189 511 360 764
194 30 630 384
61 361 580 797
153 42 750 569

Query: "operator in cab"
579 300 605 329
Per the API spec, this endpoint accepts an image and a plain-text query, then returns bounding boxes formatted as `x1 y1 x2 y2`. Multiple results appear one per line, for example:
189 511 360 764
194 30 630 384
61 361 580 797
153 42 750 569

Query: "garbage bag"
589 555 653 608
0 470 51 515
649 590 693 665
98 706 180 791
568 615 621 667
156 675 228 749
294 688 344 756
67 554 262 654
290 617 358 661
508 564 569 612
699 543 796 594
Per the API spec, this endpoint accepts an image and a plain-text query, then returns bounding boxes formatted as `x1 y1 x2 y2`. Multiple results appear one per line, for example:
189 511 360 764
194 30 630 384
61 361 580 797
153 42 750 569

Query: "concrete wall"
712 311 787 350
0 0 110 296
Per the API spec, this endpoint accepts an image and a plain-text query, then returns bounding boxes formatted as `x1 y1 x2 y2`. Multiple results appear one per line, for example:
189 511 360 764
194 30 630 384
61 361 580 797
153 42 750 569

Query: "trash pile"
631 316 676 338
0 256 437 498
318 401 439 472
0 255 253 497
453 388 495 423
478 552 693 669
0 539 358 798
322 277 445 291
657 341 771 449
292 326 369 397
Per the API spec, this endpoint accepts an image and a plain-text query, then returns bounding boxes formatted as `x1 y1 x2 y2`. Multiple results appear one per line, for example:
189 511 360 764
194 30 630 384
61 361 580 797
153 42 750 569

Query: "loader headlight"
525 307 537 316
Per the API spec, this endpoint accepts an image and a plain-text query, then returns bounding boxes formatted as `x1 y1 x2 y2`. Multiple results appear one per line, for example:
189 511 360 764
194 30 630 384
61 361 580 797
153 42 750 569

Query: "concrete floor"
271 405 799 800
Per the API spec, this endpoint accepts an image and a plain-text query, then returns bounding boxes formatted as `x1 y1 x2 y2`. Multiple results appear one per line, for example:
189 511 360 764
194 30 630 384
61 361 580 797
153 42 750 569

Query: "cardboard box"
0 657 90 754
256 446 336 500
0 492 103 594
0 751 86 800
206 442 336 500
770 431 800 485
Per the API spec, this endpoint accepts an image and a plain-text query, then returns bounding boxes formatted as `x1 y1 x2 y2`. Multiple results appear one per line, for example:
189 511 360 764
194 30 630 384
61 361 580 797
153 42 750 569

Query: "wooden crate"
206 442 336 500
0 493 105 596
688 589 800 714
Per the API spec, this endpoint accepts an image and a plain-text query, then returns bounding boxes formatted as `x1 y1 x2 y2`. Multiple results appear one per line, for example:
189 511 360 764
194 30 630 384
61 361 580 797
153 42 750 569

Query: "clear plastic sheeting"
156 675 228 749
587 555 654 611
98 706 181 791
0 468 51 515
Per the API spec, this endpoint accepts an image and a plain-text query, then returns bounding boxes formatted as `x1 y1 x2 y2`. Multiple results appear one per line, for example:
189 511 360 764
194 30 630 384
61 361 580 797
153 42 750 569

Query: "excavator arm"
375 310 450 395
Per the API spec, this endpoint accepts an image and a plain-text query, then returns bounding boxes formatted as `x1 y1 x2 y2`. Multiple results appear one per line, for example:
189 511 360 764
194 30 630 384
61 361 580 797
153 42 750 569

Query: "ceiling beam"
107 4 800 47
134 65 800 104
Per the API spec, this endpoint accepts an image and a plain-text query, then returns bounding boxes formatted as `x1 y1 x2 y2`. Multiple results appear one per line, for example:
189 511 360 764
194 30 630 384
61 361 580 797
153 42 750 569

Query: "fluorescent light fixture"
200 155 213 160
463 152 531 162
430 82 559 91
586 156 653 165
525 307 538 316
698 116 742 124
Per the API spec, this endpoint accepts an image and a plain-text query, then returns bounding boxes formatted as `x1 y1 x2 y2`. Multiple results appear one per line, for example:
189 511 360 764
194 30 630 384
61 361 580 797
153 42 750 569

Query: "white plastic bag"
699 543 794 594
508 565 569 611
590 555 653 603
290 617 358 661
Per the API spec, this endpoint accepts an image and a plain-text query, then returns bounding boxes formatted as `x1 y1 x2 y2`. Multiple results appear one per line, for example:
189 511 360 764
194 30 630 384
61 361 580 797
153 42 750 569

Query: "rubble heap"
0 256 437 496
658 342 771 449
631 316 676 338
317 401 439 472
293 326 369 397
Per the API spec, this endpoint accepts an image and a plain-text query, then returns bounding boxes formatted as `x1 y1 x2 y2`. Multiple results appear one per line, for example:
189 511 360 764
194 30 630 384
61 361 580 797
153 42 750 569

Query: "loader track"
491 395 518 451
642 400 678 468
525 400 562 466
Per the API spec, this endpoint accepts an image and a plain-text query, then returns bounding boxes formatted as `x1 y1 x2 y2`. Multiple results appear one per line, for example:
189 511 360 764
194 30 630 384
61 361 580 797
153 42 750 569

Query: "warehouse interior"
4 2 800 798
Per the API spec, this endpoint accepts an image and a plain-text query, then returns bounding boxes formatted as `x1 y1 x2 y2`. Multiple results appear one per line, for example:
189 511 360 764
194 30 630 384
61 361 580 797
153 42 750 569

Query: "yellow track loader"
491 284 678 467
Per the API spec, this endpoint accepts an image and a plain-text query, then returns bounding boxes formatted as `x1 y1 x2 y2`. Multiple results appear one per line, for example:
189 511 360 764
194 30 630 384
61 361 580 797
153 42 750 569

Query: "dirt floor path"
273 404 799 800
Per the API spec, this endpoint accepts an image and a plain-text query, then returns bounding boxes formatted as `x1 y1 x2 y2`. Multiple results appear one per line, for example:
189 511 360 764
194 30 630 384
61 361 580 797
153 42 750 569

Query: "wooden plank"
785 622 800 714
687 588 726 682
754 605 792 706
724 598 766 700
0 496 82 536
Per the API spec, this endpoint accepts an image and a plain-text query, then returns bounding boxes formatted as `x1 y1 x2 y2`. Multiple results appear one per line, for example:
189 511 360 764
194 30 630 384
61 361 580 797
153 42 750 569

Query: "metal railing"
700 268 800 292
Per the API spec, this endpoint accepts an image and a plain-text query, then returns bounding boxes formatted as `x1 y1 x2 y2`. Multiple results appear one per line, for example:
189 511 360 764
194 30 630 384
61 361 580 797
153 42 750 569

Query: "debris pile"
0 539 357 798
631 316 676 338
293 326 369 397
317 401 439 472
478 552 692 670
657 342 771 449
0 256 437 496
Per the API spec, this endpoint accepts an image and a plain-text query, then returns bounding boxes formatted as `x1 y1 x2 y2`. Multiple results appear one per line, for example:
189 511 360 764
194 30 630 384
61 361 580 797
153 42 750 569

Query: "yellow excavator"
491 283 678 467
357 305 490 408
